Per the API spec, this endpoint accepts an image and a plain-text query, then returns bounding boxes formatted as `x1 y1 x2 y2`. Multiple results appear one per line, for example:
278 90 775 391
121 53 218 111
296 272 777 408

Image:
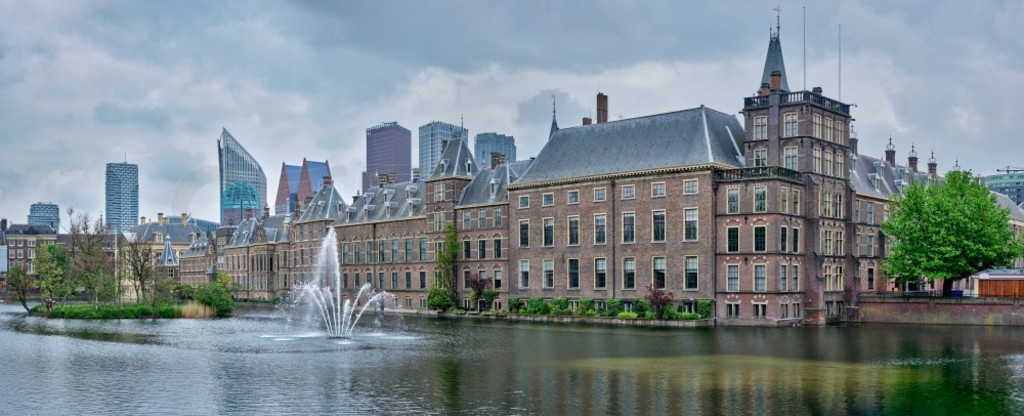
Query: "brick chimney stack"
157 212 166 225
412 168 421 182
885 138 896 166
596 92 608 124
140 216 147 225
1 218 7 232
908 145 919 172
928 152 937 176
770 70 782 91
322 176 333 187
582 117 592 126
490 152 506 169
181 213 189 225
759 82 770 96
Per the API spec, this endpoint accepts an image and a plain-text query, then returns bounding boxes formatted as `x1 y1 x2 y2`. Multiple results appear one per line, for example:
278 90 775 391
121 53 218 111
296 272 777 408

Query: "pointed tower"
760 32 790 92
548 95 559 140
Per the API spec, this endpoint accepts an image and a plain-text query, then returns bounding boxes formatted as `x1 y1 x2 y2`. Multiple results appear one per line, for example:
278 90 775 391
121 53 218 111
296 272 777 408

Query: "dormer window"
440 159 449 173
466 159 473 175
489 178 499 197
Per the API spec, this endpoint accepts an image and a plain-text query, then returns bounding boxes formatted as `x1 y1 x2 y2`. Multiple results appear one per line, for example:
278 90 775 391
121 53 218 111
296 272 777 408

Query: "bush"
633 299 651 316
604 298 623 317
426 281 454 312
527 297 550 315
661 307 679 320
578 298 595 315
643 311 656 319
508 297 521 313
195 282 235 317
697 299 713 319
550 297 569 312
680 312 701 320
482 290 499 310
38 303 188 319
617 311 639 319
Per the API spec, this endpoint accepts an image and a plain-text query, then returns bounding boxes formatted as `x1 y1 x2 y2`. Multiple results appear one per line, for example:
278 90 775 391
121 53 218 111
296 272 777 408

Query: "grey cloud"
93 102 171 129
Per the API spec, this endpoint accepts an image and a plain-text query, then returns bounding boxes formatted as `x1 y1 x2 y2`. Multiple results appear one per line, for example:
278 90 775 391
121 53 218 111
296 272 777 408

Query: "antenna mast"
838 24 842 100
803 6 806 91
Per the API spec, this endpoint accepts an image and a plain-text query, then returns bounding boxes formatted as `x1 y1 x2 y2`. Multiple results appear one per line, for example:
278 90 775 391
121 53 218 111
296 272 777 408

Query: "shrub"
508 297 521 313
680 312 701 320
644 285 675 319
661 307 679 320
426 281 454 312
642 311 656 319
604 298 623 317
527 297 550 315
482 290 500 310
697 299 713 319
550 297 569 312
617 311 639 319
633 299 651 316
585 310 596 317
195 282 235 317
578 298 595 315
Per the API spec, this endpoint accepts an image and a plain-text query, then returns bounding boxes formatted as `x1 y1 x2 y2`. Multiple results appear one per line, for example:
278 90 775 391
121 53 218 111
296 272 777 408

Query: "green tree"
435 222 460 308
427 280 454 312
6 262 34 312
195 281 235 317
65 210 115 304
882 170 1024 296
34 243 73 312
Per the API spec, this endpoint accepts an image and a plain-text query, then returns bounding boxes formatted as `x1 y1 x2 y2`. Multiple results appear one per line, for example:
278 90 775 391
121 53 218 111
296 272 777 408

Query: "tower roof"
760 34 790 92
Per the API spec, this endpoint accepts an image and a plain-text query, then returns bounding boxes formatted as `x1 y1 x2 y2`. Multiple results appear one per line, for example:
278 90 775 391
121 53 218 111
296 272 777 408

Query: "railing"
744 91 851 115
714 166 805 184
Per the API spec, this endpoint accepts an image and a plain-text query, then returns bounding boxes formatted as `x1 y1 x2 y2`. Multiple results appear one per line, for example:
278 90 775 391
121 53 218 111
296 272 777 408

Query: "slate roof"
429 138 476 179
158 235 179 267
225 214 291 247
5 224 56 235
297 182 345 223
181 234 211 258
849 153 933 200
128 221 203 244
459 160 534 207
760 34 790 92
514 106 744 187
337 179 426 225
226 217 258 247
993 192 1024 222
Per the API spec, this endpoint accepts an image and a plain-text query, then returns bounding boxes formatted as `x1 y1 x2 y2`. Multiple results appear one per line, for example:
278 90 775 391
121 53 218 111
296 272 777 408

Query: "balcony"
714 166 805 184
743 91 851 116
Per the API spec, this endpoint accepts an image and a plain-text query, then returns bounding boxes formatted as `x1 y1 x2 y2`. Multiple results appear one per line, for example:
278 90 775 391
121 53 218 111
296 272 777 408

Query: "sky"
2 0 1022 227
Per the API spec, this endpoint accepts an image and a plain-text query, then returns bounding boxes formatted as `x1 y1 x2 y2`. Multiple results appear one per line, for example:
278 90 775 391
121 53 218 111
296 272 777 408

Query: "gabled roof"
460 160 534 207
127 221 202 244
158 235 179 267
297 182 345 223
181 233 211 258
5 224 56 235
337 179 426 225
993 192 1024 223
226 218 259 247
760 34 789 92
429 138 476 179
849 152 938 200
514 106 744 187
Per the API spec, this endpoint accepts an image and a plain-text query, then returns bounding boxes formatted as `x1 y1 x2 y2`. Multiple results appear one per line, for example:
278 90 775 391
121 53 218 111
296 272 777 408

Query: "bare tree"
119 233 155 303
65 209 116 304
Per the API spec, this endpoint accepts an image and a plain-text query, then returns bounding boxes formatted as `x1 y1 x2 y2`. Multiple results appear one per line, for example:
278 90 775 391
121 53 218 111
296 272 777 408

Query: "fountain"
292 228 395 339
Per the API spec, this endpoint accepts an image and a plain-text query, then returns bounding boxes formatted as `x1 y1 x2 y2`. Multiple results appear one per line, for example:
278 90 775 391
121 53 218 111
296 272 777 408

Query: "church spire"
548 93 559 140
760 14 790 92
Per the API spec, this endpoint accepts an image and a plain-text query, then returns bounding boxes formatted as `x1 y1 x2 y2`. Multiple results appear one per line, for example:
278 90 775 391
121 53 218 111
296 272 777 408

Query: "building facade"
362 122 412 192
474 133 516 166
27 202 60 233
983 172 1024 207
2 224 58 278
105 162 139 233
419 121 468 180
218 128 268 227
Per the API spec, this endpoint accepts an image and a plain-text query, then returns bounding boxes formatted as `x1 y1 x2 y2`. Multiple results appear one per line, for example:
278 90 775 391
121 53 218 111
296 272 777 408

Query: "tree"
6 262 34 312
195 282 235 317
65 210 115 304
427 280 455 312
120 233 155 302
644 284 674 319
466 272 492 311
882 170 1024 296
435 222 460 308
34 243 73 312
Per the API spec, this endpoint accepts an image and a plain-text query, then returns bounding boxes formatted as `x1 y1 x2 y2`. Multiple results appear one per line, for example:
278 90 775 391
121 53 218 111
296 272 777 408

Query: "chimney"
322 176 333 187
490 152 506 169
770 71 782 90
759 82 770 96
1 218 7 232
412 168 421 182
908 145 919 173
181 213 189 225
812 86 823 95
378 173 396 186
596 92 608 124
928 152 937 176
850 137 859 156
263 206 270 219
885 138 896 166
582 117 592 126
157 212 165 225
140 216 147 225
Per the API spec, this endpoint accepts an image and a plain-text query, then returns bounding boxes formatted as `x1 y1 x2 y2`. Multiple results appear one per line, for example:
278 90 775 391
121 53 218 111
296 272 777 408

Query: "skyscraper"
362 122 411 192
27 202 60 232
474 133 516 167
419 121 468 179
276 159 332 215
218 128 267 226
105 162 139 233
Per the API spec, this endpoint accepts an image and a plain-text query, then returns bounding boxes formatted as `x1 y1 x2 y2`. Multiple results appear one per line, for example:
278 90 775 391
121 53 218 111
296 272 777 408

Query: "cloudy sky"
1 1 1021 226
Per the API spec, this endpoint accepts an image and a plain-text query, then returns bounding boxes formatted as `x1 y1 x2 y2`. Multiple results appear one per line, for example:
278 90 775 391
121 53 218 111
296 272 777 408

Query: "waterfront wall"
857 296 1024 326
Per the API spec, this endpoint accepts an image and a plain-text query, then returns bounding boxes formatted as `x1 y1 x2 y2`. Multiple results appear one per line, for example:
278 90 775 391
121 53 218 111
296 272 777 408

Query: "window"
463 211 472 230
391 240 399 263
754 226 766 252
434 182 446 202
824 118 834 142
754 187 767 212
727 265 739 291
594 187 606 202
366 242 374 264
568 259 579 289
567 190 579 204
780 226 788 252
754 264 766 292
867 235 875 257
684 208 698 241
784 147 798 170
494 270 502 289
836 153 845 178
567 216 580 246
623 258 636 289
543 259 554 288
727 188 739 214
652 210 666 242
823 230 832 255
867 268 875 290
813 148 821 173
622 185 635 200
754 116 767 140
543 193 554 206
478 209 487 228
494 239 502 258
651 182 666 197
378 272 385 288
594 214 607 245
727 303 740 318
780 264 788 292
595 258 607 289
405 272 411 289
343 273 349 289
519 220 529 248
405 239 413 262
754 303 767 319
792 265 799 291
835 231 844 256
835 121 845 144
683 179 698 195
519 196 529 208
780 187 789 214
543 218 554 246
494 208 502 227
653 257 666 289
822 192 832 217
419 238 427 261
813 114 822 138
355 273 360 287
754 149 767 167
783 113 798 137
834 193 844 219
420 271 427 289
463 240 471 259
622 212 635 243
684 256 698 290
519 260 530 288
727 227 739 252
866 202 875 225
478 240 486 259
793 189 801 215
433 212 446 232
378 241 385 263
341 243 350 265
792 228 799 253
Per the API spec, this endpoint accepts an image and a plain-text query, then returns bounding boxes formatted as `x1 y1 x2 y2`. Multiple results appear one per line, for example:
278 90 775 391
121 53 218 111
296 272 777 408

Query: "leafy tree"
6 262 34 312
882 170 1024 296
119 233 155 303
427 280 454 312
644 285 674 319
34 244 73 312
434 222 460 307
466 272 491 311
65 210 115 304
195 282 235 317
174 283 195 301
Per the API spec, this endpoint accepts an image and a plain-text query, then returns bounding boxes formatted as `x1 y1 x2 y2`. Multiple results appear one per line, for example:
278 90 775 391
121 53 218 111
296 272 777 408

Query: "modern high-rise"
218 128 267 227
276 159 332 214
362 122 411 192
105 162 139 233
474 132 516 167
983 172 1024 206
419 121 468 179
27 202 60 232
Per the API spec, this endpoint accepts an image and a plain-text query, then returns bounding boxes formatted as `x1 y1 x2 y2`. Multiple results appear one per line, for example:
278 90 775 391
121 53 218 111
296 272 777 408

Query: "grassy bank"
28 302 217 319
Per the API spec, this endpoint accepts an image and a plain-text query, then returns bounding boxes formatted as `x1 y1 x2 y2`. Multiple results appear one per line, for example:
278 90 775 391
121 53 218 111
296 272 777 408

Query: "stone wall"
857 296 1024 326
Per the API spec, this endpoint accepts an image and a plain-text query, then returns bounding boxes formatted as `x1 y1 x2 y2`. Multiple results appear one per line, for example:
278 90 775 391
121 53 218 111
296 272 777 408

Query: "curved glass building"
218 128 267 226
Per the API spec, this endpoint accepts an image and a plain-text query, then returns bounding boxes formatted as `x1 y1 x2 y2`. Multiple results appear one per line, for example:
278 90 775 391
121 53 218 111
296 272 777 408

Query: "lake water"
2 303 1023 415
